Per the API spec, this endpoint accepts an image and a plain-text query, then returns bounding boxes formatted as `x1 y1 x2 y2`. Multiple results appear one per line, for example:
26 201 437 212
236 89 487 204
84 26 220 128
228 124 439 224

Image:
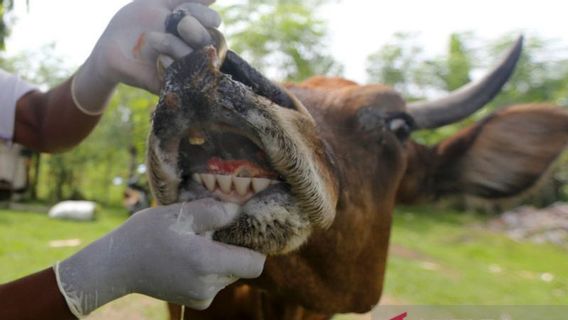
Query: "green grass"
1 204 567 312
383 206 568 304
0 206 127 282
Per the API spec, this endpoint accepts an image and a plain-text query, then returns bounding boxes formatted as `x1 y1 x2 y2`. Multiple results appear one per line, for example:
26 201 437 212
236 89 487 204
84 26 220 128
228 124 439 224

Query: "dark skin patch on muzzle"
165 9 297 110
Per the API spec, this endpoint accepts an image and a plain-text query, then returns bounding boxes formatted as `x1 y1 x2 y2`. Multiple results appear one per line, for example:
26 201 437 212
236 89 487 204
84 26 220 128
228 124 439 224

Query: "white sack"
48 201 97 221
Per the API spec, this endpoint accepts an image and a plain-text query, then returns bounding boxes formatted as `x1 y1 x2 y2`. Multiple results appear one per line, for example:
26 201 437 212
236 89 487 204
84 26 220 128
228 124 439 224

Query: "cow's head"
146 36 568 264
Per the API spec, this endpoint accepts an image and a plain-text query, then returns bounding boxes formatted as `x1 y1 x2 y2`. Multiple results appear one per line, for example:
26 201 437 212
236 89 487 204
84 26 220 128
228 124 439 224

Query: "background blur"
1 0 567 319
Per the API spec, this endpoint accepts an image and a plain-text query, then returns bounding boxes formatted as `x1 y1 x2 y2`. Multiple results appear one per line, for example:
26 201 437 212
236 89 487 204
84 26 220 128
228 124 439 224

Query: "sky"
5 0 568 83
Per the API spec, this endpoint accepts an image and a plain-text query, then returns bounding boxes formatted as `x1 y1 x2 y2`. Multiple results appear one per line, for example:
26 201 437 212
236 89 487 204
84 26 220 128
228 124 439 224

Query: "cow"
146 35 568 320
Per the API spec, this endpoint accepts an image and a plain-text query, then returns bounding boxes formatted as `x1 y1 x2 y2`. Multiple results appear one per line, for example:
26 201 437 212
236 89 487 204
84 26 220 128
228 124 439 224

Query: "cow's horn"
408 36 523 129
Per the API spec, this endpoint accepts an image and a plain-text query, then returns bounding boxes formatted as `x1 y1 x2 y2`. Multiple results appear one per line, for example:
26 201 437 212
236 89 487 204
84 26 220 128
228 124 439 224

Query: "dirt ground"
86 294 168 320
85 293 404 320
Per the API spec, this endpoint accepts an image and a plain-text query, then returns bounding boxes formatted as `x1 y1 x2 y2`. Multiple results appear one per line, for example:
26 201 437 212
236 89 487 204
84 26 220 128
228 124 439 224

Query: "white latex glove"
72 0 221 115
54 199 265 318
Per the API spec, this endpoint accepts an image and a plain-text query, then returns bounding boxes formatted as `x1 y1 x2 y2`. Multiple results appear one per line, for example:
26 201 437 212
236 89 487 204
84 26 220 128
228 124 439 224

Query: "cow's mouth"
178 125 285 205
147 46 338 254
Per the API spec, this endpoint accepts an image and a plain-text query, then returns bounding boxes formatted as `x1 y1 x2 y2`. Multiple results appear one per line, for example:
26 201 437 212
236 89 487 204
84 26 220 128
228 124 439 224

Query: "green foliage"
485 32 568 108
366 32 473 100
442 33 473 91
0 43 69 86
218 0 342 82
0 0 28 51
36 87 156 205
0 0 13 50
366 32 425 99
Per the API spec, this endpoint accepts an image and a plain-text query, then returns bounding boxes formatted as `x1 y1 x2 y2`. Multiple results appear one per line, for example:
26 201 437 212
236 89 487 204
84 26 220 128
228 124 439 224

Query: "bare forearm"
0 268 75 320
13 78 102 153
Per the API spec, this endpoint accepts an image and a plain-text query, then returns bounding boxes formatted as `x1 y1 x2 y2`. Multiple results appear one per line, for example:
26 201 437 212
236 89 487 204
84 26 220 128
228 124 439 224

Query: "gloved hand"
54 199 265 318
72 0 221 115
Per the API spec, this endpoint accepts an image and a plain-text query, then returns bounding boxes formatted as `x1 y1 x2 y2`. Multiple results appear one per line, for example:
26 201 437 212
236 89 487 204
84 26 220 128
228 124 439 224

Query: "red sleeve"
0 267 76 320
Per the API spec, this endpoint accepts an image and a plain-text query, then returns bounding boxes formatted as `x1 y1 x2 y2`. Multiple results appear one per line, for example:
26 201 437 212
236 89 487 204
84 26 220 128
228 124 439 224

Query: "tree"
218 0 342 82
0 0 28 50
29 84 156 204
56 86 155 204
485 32 568 108
366 32 425 99
440 33 473 91
367 32 476 100
0 0 13 50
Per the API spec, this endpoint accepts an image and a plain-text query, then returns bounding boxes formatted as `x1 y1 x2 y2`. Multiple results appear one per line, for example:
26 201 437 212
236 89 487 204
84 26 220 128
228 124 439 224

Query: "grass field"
1 204 566 319
384 206 567 305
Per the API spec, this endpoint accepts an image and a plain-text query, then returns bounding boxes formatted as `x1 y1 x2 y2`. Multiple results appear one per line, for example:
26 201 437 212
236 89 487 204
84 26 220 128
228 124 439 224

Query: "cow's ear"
431 104 568 199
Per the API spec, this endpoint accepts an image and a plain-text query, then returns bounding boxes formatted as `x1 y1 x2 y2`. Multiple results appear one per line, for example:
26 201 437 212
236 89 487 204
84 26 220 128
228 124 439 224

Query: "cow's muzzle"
147 42 338 254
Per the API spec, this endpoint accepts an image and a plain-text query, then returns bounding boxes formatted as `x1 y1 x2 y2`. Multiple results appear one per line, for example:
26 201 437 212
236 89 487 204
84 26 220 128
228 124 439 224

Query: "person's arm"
0 268 75 320
13 80 102 153
11 0 221 153
0 199 265 319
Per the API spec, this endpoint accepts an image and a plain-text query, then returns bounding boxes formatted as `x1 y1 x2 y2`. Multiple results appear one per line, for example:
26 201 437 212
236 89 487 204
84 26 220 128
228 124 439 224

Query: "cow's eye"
385 112 415 142
356 108 416 143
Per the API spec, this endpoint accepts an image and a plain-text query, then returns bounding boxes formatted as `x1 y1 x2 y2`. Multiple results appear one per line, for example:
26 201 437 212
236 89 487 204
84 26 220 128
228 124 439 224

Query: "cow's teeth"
252 178 270 193
188 128 206 145
233 176 251 196
201 174 216 191
216 174 232 194
189 136 205 145
194 172 280 196
192 173 202 184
